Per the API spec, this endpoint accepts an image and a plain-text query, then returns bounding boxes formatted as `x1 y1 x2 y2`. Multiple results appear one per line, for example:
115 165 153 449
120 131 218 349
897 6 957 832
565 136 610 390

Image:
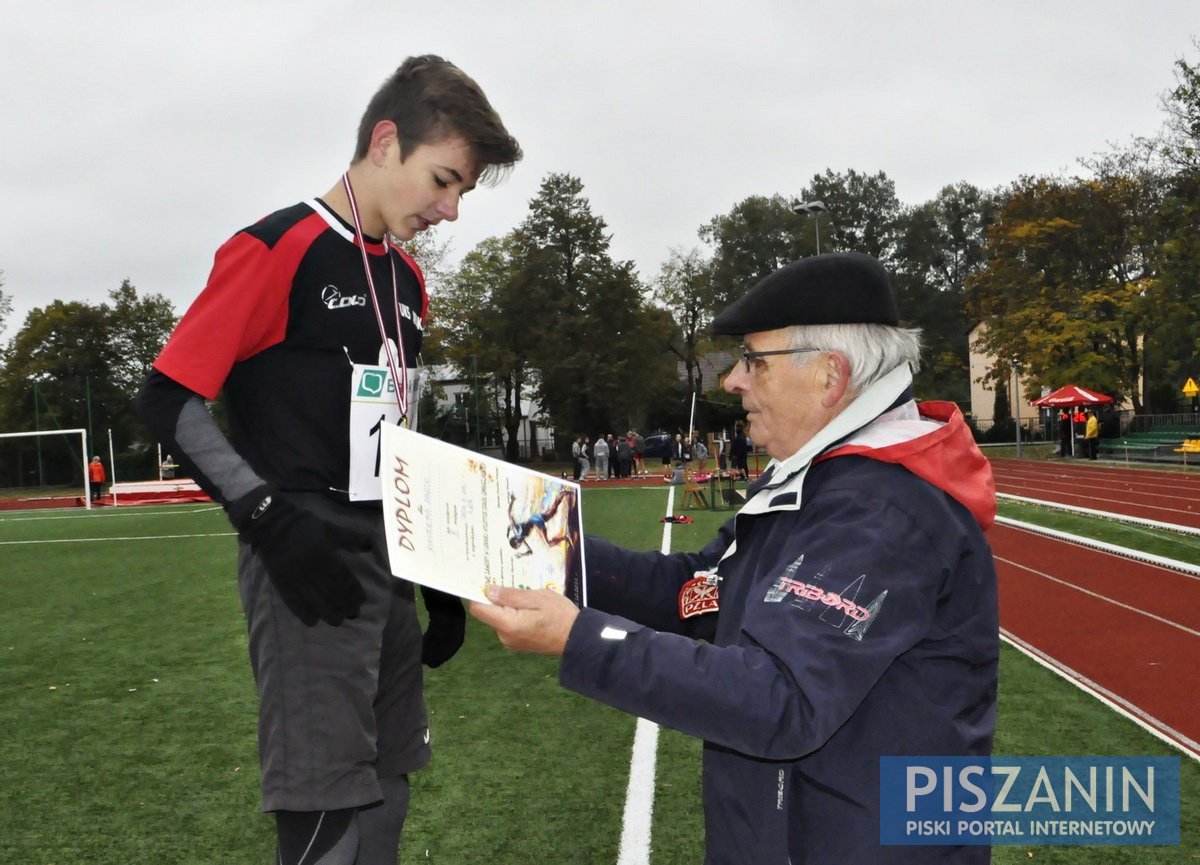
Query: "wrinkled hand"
230 486 370 627
420 586 466 668
469 586 580 656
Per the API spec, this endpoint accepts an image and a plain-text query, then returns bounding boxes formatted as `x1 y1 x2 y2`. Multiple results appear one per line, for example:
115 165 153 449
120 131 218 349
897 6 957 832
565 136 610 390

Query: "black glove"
229 486 371 627
420 586 465 668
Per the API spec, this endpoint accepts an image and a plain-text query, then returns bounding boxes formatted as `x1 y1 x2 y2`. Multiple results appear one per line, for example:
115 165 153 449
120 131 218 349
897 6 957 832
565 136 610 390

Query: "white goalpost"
0 428 93 509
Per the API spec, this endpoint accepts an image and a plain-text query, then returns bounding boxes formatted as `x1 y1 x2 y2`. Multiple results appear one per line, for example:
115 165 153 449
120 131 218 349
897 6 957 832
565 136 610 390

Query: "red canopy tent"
1031 384 1114 407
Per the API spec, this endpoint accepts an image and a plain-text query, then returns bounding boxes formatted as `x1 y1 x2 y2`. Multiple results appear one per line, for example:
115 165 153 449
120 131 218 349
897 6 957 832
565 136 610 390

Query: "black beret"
711 251 899 336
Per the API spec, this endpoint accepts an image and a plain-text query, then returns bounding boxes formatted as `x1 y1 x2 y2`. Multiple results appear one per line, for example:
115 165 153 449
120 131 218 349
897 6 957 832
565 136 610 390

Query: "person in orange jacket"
87 456 105 501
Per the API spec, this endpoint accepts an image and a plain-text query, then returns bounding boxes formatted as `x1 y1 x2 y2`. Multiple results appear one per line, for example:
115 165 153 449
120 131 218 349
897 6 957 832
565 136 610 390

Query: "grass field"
0 489 1196 863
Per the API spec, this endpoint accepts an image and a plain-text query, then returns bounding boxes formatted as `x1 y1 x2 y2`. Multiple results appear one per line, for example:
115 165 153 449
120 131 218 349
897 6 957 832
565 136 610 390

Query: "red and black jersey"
154 198 426 497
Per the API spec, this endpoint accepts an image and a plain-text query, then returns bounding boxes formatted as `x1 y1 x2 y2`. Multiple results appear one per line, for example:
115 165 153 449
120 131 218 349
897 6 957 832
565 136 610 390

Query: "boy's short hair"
355 55 522 185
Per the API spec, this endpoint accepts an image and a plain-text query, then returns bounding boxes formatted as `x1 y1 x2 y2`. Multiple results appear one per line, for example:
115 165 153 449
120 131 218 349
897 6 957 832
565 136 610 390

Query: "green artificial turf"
0 491 1194 864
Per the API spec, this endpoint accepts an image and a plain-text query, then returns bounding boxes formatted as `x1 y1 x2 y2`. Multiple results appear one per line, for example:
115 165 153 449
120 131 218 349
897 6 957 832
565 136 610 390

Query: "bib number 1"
348 364 403 501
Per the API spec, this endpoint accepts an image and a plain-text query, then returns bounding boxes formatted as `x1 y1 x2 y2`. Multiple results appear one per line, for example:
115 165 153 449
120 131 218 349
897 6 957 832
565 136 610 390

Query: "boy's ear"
369 120 398 167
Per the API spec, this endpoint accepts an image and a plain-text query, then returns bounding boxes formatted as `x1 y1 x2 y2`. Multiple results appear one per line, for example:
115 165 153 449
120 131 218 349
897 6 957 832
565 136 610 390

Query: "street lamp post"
1011 357 1023 458
791 200 827 255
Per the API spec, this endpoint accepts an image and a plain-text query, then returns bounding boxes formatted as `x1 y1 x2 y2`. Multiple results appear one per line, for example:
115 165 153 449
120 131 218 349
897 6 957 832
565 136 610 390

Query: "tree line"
1 47 1196 481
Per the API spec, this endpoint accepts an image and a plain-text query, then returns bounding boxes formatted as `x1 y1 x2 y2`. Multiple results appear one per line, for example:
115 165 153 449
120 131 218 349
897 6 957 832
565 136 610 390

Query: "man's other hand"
469 586 579 655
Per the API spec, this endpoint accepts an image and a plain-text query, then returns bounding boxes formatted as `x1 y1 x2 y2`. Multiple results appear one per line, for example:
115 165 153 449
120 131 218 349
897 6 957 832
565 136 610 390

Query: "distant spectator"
730 422 750 480
1085 411 1100 460
88 456 105 502
593 435 609 481
616 435 633 479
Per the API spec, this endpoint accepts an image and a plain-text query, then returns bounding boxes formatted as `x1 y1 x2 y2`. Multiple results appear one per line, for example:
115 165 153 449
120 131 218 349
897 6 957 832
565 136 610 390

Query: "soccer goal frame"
0 428 93 509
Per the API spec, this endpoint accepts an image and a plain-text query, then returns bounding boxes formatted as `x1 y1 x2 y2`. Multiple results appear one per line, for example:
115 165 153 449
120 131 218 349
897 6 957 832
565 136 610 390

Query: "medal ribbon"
341 172 408 419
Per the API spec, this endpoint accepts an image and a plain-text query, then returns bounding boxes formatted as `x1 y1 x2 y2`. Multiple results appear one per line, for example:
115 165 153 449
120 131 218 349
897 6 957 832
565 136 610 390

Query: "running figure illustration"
507 488 575 558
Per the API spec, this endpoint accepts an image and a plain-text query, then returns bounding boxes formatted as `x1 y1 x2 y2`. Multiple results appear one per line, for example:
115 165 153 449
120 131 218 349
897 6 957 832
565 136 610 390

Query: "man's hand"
420 586 466 668
229 487 370 627
469 586 580 655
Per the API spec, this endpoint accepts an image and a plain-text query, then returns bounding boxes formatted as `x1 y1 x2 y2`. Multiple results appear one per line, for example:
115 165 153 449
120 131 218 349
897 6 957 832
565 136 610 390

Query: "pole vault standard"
0 428 90 509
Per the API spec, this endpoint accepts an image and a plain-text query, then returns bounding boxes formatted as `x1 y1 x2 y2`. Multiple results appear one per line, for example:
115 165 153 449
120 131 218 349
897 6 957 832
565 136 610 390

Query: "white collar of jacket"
713 365 916 572
739 363 915 518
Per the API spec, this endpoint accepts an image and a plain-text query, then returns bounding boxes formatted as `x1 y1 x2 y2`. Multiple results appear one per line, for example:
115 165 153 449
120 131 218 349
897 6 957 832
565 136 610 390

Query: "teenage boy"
137 56 520 864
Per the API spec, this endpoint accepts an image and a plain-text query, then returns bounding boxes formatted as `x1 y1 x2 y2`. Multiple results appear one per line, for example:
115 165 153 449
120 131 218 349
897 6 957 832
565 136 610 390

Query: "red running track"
990 457 1200 529
989 521 1199 755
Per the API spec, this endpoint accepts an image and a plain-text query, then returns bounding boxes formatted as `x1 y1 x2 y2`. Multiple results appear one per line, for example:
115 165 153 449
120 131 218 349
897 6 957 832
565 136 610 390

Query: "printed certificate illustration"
380 422 585 606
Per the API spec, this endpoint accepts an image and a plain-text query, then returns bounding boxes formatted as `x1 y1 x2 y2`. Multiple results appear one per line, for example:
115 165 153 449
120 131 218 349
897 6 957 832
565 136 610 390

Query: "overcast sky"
1 2 1195 337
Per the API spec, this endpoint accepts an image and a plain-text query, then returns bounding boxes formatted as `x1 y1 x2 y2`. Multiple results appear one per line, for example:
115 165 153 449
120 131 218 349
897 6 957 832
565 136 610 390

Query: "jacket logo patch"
321 285 367 309
678 571 720 618
764 555 886 640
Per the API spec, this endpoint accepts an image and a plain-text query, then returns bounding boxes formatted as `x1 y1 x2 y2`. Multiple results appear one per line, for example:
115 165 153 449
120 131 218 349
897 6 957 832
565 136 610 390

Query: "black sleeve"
135 369 266 510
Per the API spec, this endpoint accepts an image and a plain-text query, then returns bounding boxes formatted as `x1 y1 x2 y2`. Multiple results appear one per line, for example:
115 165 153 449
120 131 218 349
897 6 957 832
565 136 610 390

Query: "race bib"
348 364 403 501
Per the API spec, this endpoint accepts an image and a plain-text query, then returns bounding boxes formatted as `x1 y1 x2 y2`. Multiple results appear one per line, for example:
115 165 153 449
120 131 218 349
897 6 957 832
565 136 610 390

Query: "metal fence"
1129 412 1200 433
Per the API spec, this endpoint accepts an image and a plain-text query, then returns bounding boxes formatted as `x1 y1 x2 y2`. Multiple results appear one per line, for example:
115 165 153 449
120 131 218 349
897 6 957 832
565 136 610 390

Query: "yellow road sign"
1184 377 1200 397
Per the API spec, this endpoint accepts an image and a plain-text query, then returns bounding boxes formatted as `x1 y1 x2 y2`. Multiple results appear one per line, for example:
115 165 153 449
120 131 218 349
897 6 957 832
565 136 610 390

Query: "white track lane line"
992 554 1200 637
616 484 675 865
1000 628 1200 763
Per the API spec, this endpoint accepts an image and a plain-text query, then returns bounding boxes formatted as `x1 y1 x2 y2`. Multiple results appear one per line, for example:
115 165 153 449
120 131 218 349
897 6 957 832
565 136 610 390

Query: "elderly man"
472 252 998 864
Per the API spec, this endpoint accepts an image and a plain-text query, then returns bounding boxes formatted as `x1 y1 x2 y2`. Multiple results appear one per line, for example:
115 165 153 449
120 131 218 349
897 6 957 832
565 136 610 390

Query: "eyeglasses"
740 347 824 374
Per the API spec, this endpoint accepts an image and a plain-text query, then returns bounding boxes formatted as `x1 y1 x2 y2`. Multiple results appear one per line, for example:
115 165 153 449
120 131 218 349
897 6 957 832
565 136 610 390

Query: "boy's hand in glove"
230 487 370 627
420 586 466 667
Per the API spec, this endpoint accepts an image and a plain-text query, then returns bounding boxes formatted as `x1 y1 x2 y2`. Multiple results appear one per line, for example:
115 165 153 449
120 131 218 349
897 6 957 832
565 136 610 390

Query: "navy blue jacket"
560 401 997 864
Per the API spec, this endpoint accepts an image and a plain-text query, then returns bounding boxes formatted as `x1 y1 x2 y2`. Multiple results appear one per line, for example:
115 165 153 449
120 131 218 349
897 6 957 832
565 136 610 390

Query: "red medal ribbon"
341 172 408 420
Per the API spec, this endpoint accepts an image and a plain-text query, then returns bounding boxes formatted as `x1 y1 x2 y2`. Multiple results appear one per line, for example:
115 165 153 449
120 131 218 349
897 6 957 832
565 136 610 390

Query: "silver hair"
787 323 922 392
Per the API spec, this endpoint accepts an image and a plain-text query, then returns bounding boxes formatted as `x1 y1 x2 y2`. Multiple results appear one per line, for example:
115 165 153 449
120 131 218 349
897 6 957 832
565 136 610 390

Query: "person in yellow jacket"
1085 410 1100 460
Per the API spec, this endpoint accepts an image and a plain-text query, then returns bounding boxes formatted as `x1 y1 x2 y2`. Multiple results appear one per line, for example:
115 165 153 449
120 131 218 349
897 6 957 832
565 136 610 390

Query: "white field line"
0 504 222 523
616 484 675 865
0 531 233 545
1000 628 1200 763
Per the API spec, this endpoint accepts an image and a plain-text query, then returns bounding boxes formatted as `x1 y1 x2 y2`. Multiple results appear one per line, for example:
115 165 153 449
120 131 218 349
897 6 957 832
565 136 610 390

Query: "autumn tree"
803 168 905 264
893 182 1001 403
0 282 176 481
653 248 720 394
1143 46 1200 410
514 173 675 439
106 279 178 396
699 194 808 308
966 173 1163 410
700 170 905 312
1158 39 1200 172
431 234 537 460
0 271 11 343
